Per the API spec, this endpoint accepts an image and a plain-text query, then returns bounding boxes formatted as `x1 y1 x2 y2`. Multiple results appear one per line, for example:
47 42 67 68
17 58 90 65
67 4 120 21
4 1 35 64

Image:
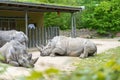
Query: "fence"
0 26 60 48
0 18 60 48
28 27 59 48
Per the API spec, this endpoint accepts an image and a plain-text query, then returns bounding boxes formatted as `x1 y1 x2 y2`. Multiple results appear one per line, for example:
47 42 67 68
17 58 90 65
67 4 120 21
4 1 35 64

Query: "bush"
80 0 120 35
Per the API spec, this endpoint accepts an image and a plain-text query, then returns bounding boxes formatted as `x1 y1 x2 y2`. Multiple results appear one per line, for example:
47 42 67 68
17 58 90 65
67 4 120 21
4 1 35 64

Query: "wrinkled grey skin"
0 40 39 68
37 36 97 58
0 30 28 47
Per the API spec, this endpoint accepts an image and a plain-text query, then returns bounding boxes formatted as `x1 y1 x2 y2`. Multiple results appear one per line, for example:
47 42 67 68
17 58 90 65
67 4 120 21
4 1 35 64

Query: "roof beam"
0 1 81 13
0 6 76 13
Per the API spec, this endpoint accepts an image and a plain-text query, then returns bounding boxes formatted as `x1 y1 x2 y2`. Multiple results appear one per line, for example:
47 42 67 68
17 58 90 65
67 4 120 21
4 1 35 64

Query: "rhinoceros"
0 40 38 68
36 36 97 58
0 30 28 47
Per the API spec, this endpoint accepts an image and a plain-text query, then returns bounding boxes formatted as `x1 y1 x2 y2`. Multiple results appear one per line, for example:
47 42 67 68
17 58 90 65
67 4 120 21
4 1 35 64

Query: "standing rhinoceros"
36 36 97 58
0 30 28 47
0 40 38 68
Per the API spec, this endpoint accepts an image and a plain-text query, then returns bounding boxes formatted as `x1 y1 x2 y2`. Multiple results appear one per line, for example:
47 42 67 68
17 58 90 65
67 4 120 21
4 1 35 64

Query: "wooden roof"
0 1 82 13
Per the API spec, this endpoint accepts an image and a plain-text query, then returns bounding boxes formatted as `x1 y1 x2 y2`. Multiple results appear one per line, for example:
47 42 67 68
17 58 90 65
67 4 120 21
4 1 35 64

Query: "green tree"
80 0 120 35
44 12 71 30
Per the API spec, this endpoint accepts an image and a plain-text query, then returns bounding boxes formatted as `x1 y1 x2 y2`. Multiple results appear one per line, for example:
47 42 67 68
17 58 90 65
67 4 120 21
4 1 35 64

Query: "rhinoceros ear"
28 54 32 61
31 57 39 64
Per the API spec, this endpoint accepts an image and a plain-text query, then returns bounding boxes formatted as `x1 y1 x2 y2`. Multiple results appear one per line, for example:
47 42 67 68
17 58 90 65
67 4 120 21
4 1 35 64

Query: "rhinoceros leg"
79 53 87 58
9 61 19 66
79 47 88 58
50 48 65 57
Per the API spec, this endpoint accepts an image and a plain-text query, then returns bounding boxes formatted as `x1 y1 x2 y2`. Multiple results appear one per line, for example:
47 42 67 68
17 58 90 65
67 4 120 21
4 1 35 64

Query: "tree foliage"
14 0 120 34
44 12 71 30
81 0 120 35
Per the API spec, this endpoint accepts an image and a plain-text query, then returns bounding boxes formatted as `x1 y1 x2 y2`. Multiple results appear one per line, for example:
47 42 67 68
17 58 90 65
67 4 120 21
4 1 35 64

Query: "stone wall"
59 29 97 38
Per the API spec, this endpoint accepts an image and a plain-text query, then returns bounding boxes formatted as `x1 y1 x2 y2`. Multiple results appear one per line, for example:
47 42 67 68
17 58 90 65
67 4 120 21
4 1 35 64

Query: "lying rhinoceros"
0 30 28 47
0 40 38 68
36 36 97 58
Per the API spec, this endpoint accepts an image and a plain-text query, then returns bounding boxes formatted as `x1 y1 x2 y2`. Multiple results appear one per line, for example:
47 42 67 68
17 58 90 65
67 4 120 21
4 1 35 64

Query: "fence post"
71 12 76 38
25 10 28 36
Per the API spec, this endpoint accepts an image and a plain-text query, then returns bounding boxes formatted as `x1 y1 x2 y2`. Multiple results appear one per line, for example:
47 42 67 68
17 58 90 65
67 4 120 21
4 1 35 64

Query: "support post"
25 10 28 36
71 12 76 38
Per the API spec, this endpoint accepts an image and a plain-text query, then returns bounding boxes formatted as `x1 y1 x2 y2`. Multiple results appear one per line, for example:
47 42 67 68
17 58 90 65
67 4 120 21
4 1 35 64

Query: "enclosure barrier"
28 27 59 48
0 26 60 48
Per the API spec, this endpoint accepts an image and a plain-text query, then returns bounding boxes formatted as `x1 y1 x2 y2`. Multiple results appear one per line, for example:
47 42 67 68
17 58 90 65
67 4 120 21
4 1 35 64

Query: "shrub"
80 0 120 35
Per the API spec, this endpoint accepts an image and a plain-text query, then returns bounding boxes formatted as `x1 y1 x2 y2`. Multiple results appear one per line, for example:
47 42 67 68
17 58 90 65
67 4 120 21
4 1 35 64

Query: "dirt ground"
0 38 120 80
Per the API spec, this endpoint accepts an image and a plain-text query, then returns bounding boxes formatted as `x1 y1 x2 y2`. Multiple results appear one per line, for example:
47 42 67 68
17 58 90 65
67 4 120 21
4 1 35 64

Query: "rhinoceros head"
18 54 39 68
36 44 52 56
12 40 38 68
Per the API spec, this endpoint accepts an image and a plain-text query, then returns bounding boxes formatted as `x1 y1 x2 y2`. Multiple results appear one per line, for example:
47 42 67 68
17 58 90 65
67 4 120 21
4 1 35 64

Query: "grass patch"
61 46 120 80
21 47 120 80
75 46 120 70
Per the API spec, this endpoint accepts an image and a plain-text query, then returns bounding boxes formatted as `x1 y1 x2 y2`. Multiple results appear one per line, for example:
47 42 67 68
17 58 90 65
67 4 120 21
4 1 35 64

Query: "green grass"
20 47 120 80
62 46 120 80
74 47 120 70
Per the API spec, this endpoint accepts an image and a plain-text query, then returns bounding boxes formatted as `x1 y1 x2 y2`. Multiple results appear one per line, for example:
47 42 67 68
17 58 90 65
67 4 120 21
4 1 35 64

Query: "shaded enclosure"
0 26 59 48
0 1 81 48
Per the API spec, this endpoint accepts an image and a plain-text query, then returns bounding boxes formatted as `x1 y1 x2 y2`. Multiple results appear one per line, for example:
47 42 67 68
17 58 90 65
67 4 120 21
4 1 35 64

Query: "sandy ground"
0 38 120 80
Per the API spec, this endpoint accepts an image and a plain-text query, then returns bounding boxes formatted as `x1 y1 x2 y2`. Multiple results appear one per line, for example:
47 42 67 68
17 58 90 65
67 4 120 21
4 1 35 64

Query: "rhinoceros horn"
36 44 44 53
31 57 39 64
27 54 39 65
